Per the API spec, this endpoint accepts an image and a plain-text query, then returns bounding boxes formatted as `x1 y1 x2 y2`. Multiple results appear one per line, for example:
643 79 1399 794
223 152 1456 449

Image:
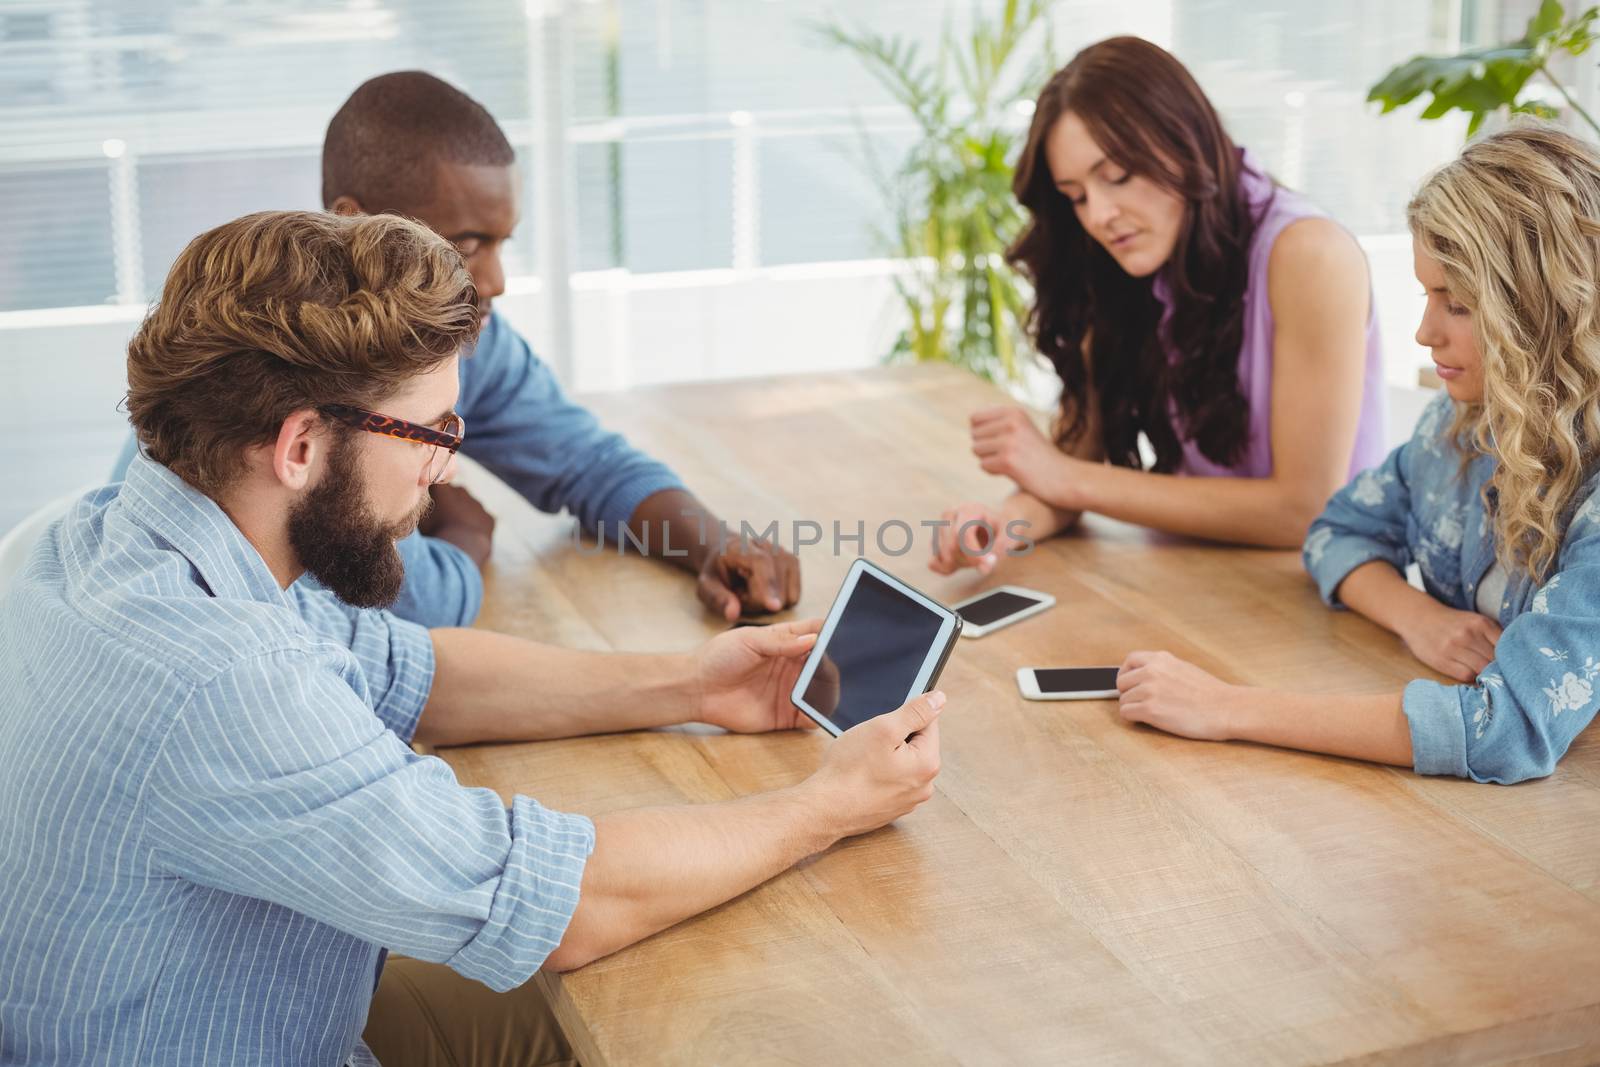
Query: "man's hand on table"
627 489 803 621
417 483 496 571
697 533 802 621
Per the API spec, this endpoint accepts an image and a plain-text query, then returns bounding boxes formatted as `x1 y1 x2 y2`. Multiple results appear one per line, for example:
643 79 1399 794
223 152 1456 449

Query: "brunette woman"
931 36 1385 574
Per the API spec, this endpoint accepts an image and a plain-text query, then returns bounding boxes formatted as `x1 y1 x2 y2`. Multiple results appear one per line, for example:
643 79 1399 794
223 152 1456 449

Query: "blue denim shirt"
113 310 685 629
1 452 594 1066
1304 394 1600 784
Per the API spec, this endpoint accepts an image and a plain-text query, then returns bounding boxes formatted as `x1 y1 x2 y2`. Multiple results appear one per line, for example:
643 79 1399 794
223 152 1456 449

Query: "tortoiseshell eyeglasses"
320 403 466 485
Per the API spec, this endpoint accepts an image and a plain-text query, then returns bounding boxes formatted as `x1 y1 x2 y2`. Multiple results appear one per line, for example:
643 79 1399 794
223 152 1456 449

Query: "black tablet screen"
801 571 945 732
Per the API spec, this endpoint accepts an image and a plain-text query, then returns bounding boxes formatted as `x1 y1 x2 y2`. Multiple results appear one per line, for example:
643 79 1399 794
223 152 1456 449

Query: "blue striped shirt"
0 452 594 1066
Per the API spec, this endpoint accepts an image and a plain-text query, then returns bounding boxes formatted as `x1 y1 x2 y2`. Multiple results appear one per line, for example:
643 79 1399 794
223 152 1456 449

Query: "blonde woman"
1116 123 1600 784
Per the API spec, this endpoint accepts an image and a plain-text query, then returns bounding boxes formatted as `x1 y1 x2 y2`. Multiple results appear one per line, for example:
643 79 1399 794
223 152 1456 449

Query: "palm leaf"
814 0 1055 383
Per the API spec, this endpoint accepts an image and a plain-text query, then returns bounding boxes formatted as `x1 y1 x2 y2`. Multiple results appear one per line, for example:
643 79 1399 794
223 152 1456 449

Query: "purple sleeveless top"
1152 149 1386 479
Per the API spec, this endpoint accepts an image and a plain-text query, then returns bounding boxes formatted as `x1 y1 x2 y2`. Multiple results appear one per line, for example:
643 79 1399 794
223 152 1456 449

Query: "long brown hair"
1008 36 1262 471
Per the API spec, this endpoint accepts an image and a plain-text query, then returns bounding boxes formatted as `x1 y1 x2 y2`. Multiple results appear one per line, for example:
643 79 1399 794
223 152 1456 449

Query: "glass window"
0 1 1487 303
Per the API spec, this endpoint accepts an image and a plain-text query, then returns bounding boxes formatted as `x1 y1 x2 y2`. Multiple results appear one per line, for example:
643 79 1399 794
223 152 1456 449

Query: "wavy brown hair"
126 210 480 495
1007 36 1263 471
1409 122 1600 582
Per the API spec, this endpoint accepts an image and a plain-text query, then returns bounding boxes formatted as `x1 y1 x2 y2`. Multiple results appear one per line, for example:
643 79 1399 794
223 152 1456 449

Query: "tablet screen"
799 570 946 732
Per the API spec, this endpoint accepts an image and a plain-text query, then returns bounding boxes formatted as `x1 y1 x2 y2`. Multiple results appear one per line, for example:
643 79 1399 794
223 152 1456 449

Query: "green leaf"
1556 6 1600 52
1367 43 1545 134
808 21 946 135
1509 98 1561 119
1370 0 1600 140
1367 46 1536 108
1527 0 1566 40
816 0 1054 381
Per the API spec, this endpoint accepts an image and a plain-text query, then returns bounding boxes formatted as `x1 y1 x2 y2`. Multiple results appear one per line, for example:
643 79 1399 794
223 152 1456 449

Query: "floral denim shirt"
1304 394 1600 784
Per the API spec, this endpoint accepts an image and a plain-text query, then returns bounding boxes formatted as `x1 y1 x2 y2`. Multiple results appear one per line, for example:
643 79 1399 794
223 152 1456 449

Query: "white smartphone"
950 585 1055 639
1016 666 1120 701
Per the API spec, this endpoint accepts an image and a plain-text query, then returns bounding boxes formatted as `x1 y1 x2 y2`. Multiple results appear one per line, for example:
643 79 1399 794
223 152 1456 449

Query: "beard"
287 434 432 609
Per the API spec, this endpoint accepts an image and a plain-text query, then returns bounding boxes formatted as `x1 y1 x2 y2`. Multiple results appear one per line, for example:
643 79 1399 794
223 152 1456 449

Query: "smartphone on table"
1015 666 1120 700
950 586 1054 638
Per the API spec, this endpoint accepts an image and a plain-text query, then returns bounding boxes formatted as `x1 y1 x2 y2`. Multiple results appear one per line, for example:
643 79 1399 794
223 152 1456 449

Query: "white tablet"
790 558 962 737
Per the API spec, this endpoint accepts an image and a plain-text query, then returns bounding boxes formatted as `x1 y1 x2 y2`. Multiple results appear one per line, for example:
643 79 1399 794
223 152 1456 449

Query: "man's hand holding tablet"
693 605 946 833
694 618 827 733
805 690 945 836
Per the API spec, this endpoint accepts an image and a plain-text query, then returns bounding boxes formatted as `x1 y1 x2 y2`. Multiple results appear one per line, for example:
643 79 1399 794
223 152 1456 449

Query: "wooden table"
442 364 1600 1065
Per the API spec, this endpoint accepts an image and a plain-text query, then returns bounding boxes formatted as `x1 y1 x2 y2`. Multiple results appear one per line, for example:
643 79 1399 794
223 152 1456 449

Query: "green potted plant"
816 0 1056 384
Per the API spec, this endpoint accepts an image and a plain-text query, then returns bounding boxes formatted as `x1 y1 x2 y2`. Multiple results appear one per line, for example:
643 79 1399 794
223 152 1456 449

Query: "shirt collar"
119 448 295 608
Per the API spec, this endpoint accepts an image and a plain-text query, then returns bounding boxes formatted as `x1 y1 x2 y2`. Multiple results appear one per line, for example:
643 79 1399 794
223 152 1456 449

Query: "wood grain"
441 364 1600 1066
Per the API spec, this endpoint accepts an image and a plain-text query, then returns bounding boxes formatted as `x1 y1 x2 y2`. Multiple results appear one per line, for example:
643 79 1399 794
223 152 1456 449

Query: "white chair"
0 487 94 593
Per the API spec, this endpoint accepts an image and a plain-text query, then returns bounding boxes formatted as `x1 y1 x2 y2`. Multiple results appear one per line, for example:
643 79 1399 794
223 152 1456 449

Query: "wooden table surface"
440 364 1600 1066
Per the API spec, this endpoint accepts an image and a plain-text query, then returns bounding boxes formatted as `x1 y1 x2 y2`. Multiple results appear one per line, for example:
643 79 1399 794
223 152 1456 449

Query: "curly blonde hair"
126 210 479 495
1407 122 1600 582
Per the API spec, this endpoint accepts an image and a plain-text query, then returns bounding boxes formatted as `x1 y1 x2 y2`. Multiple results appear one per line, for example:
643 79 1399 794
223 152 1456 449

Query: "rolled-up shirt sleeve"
141 651 593 990
1402 498 1600 784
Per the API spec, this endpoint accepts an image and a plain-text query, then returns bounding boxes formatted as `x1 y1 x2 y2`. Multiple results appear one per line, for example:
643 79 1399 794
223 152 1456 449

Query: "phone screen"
1032 667 1120 693
956 589 1045 627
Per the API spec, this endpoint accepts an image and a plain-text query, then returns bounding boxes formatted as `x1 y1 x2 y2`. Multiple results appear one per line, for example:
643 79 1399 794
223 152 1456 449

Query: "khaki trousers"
363 956 577 1067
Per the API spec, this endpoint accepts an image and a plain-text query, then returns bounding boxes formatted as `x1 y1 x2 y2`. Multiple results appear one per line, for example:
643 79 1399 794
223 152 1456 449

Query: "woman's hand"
1116 651 1240 742
927 502 1028 576
971 406 1078 505
1395 600 1502 683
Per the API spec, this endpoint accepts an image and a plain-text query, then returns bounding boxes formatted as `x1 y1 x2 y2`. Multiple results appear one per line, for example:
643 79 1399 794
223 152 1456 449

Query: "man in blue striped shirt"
0 210 944 1066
